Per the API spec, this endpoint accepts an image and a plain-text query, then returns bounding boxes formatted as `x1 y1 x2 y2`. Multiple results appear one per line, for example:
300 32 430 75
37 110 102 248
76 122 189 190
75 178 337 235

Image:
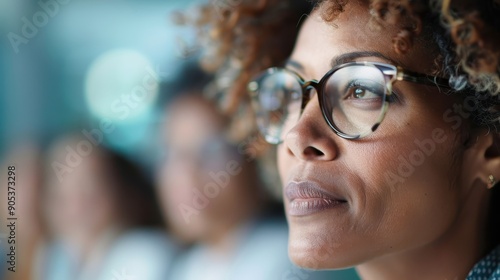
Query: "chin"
288 244 355 270
287 224 362 270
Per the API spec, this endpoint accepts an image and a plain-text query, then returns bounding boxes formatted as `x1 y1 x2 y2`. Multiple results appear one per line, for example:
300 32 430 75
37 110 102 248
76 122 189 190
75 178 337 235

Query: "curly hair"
180 0 500 248
175 0 312 141
181 0 500 134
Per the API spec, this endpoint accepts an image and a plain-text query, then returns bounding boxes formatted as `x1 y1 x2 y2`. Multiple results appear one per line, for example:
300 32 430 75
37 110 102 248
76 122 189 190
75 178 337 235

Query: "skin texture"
277 2 498 279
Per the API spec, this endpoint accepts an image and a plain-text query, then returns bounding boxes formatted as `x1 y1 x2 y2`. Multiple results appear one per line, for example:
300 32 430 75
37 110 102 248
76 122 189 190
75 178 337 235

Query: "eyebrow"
285 51 404 73
332 51 401 67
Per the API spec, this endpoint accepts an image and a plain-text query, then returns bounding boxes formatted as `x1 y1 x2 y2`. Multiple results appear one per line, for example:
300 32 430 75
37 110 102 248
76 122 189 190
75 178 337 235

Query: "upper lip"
285 180 346 202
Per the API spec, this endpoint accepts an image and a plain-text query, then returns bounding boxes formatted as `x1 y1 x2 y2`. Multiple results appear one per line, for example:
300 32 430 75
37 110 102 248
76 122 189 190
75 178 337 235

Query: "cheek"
277 145 292 184
343 126 462 259
353 92 463 231
280 120 463 268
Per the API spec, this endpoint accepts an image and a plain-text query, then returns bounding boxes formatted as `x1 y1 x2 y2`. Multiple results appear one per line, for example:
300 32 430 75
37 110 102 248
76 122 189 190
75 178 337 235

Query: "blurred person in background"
0 144 45 280
155 63 358 280
34 134 177 280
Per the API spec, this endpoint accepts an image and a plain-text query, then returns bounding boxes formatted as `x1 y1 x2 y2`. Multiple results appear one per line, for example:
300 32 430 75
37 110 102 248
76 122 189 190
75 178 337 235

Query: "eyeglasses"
247 61 451 144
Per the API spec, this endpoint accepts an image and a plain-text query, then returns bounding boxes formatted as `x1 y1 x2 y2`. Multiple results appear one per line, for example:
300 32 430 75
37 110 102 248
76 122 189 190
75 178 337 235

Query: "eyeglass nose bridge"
300 80 320 113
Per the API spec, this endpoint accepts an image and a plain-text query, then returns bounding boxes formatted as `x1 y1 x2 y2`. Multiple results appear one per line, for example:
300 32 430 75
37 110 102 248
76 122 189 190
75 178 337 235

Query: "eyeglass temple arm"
398 70 452 90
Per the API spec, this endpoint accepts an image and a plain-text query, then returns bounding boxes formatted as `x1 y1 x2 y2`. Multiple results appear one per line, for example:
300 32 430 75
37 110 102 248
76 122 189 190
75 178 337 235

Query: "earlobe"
487 174 496 189
465 129 500 189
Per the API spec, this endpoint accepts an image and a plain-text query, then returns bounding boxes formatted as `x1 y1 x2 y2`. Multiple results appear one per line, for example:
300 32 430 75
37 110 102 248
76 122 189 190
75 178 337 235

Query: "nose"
283 96 340 161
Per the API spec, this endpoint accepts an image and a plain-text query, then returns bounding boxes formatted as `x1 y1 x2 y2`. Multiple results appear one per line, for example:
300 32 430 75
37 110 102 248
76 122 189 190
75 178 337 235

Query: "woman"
192 0 500 279
156 63 357 279
36 134 175 280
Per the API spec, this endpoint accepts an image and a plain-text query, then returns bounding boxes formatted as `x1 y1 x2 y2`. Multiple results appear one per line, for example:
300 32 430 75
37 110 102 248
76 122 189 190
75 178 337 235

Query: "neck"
63 225 121 263
357 185 492 280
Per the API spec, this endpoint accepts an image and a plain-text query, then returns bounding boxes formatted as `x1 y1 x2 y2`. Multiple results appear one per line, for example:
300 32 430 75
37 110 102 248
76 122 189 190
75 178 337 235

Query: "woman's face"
45 152 118 242
157 96 252 243
278 3 470 269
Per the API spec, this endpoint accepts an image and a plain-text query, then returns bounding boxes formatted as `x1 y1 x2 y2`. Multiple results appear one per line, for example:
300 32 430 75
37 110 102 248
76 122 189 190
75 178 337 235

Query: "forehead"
290 2 435 78
163 97 224 146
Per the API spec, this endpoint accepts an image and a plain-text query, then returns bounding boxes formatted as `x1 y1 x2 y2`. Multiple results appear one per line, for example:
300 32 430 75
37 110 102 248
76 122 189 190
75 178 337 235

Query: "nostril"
283 107 339 161
303 146 324 158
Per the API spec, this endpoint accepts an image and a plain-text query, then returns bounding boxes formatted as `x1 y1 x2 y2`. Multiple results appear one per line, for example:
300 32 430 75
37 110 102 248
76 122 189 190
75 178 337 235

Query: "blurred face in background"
45 142 120 246
157 95 255 244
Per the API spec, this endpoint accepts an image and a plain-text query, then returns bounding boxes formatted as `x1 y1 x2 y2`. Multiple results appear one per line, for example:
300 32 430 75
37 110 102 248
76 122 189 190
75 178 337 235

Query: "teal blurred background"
0 0 199 163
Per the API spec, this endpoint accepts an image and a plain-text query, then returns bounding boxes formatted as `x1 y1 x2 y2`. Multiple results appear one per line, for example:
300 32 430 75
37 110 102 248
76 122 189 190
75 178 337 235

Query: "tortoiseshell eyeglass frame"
248 61 452 143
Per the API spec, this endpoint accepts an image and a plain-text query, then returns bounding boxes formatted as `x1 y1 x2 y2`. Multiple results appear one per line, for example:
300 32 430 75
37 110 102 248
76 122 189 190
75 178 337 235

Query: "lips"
285 181 347 216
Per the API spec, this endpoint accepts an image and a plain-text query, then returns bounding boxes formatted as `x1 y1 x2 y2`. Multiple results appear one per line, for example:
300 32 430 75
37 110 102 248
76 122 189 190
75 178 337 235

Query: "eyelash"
346 81 382 96
388 89 402 104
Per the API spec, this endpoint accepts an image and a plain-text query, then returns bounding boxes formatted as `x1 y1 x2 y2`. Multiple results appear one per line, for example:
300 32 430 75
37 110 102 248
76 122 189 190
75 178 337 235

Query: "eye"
344 80 384 100
352 87 371 99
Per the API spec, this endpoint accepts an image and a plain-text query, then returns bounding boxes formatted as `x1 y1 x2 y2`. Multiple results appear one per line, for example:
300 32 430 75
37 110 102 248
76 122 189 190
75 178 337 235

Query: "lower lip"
287 198 346 216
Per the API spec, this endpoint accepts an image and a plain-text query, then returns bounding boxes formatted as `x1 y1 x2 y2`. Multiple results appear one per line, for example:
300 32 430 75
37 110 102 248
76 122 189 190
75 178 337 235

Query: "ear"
462 129 500 189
